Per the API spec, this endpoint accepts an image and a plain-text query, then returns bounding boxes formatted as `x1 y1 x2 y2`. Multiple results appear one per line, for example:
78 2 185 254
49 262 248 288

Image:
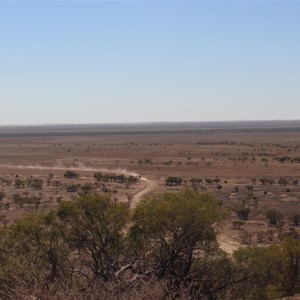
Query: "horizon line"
1 119 300 128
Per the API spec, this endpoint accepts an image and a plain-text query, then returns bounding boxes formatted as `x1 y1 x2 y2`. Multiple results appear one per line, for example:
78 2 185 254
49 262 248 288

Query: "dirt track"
131 177 158 208
0 164 158 207
218 232 242 255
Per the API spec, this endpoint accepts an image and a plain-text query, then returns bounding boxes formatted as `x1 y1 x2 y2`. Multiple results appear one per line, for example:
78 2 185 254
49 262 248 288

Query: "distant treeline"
94 172 138 184
1 127 300 138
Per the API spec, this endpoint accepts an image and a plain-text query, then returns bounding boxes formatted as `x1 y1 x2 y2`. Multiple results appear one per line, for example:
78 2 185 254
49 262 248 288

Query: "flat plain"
0 120 299 252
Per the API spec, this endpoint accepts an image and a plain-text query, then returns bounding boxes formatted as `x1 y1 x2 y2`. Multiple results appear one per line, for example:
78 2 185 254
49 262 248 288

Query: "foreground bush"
0 190 299 299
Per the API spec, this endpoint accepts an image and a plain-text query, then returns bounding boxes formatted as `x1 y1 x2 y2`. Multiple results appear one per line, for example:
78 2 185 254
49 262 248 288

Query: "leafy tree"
0 212 73 288
57 194 129 280
234 245 283 299
1 189 299 299
281 237 300 296
125 176 138 189
234 237 300 298
129 190 226 288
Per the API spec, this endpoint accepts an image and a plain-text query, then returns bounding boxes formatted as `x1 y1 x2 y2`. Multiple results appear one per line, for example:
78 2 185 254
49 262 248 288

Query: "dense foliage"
0 190 299 299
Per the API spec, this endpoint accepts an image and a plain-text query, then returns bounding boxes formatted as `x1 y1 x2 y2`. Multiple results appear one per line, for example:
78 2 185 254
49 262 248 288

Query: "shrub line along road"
0 164 158 208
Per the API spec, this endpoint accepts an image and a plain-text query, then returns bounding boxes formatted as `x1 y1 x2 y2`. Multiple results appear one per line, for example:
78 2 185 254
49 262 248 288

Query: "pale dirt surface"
131 177 158 208
218 231 243 255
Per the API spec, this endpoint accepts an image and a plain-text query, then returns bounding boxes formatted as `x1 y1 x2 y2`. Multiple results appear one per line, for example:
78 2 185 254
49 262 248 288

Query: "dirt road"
131 177 158 208
0 164 158 207
218 232 242 255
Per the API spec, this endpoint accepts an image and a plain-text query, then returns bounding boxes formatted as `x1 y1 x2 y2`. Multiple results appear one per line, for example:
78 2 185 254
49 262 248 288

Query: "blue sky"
0 1 299 125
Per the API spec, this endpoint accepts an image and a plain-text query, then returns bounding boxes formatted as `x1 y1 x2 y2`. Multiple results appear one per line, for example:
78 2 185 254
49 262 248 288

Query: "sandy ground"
218 232 243 255
131 177 158 208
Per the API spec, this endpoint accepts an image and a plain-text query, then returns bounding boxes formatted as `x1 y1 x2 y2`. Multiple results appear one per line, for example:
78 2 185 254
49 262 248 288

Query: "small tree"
125 176 138 189
0 192 5 201
165 176 183 186
292 179 298 186
267 209 284 227
80 183 93 194
266 177 275 185
291 213 300 226
278 177 289 186
29 179 43 190
64 170 79 179
3 202 10 210
246 185 254 192
47 173 54 186
259 177 267 185
235 205 251 220
190 178 203 189
66 183 81 192
14 178 25 189
205 178 213 185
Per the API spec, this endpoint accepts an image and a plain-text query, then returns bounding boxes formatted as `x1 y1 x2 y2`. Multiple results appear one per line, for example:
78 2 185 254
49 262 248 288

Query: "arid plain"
0 121 299 252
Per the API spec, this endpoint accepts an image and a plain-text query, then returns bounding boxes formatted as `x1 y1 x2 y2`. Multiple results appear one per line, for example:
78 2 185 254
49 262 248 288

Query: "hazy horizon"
1 119 300 129
1 1 299 125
